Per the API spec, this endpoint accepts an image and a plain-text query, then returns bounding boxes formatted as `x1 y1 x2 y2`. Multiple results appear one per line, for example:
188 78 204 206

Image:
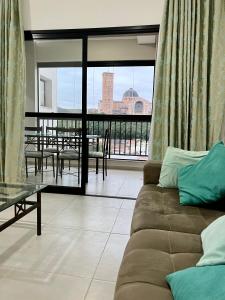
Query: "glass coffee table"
0 183 46 235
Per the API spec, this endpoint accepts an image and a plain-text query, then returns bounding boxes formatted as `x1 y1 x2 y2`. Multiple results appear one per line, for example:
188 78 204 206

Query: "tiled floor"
87 169 143 198
26 166 143 198
0 193 135 300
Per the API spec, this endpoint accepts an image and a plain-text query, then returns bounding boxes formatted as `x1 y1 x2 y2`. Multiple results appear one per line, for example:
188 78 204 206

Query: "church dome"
123 88 139 98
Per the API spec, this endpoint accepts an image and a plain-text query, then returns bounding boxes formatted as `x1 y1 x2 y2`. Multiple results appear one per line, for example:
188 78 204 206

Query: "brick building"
98 72 152 115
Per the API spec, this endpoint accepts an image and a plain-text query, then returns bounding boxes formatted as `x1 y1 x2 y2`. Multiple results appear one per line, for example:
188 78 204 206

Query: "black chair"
88 129 110 180
56 128 81 184
43 126 60 170
25 126 55 181
44 126 59 154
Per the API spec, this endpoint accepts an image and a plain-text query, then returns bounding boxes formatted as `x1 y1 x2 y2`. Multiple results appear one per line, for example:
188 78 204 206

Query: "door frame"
24 25 160 195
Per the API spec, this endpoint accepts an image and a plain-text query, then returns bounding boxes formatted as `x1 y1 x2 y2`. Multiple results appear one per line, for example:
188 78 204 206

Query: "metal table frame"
0 191 42 236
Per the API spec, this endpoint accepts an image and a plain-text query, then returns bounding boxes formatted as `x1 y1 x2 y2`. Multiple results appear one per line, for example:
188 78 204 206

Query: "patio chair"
88 128 110 180
56 128 81 184
43 126 60 169
25 126 55 181
44 126 59 154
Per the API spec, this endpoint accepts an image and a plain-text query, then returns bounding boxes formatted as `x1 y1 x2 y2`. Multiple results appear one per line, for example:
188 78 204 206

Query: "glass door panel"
38 66 82 113
25 39 85 193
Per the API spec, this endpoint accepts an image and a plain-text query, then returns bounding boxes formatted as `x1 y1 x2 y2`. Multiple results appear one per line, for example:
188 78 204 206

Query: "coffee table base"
0 192 41 235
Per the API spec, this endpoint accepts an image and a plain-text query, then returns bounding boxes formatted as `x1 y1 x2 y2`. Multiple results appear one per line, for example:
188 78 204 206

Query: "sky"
57 66 154 110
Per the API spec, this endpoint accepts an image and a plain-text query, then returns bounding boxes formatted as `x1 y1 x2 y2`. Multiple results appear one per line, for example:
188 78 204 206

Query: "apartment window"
39 79 46 106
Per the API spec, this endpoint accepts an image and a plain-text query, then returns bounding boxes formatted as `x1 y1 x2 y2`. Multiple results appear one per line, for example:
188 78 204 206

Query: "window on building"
135 101 144 113
39 79 46 106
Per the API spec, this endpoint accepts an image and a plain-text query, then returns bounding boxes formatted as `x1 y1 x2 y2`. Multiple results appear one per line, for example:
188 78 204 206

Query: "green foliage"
54 120 149 140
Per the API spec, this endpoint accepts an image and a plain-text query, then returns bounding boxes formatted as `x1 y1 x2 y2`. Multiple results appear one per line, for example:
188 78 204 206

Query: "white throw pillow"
158 146 208 188
197 216 225 266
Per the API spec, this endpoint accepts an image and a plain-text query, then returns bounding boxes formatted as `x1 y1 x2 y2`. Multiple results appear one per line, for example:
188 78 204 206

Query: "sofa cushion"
115 229 202 300
131 184 225 235
197 215 225 266
167 265 225 300
158 146 208 188
178 141 225 206
144 160 162 185
115 283 172 300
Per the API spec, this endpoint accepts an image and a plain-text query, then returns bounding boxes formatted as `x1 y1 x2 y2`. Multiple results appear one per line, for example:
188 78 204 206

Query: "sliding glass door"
24 26 159 195
25 38 87 194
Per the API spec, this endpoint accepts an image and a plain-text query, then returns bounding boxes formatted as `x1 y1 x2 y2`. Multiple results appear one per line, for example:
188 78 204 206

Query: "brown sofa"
114 160 225 300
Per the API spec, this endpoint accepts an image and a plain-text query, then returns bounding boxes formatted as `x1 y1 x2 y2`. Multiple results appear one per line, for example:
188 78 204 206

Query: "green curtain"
0 0 26 182
150 0 225 160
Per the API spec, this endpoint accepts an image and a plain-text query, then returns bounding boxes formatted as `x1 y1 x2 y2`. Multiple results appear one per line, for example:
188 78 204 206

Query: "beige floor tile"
0 226 81 272
54 230 109 277
66 195 123 209
0 227 109 278
121 199 136 210
49 204 119 232
26 168 80 187
94 234 129 282
0 223 36 257
0 193 74 224
86 182 122 198
117 183 142 198
86 170 126 197
112 209 133 234
0 269 91 300
116 170 143 198
86 280 116 300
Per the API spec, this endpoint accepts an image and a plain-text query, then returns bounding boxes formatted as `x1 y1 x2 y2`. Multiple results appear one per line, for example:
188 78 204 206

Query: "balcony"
25 113 150 196
26 113 151 157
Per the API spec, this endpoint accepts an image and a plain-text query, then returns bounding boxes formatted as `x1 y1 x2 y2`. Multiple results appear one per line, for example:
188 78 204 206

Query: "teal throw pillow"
178 141 225 205
166 265 225 300
158 146 208 188
197 215 225 266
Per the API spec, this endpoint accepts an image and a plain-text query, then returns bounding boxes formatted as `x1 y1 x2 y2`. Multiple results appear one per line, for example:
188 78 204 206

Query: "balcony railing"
25 113 151 159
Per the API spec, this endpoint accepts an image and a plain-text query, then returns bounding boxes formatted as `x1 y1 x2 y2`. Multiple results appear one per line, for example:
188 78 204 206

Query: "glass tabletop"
0 182 46 212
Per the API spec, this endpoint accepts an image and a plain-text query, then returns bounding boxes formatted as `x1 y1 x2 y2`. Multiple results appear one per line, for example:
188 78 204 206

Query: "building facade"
98 72 152 115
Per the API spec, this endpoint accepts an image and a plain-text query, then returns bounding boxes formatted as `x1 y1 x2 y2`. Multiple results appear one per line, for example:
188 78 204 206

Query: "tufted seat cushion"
115 229 202 300
131 184 225 235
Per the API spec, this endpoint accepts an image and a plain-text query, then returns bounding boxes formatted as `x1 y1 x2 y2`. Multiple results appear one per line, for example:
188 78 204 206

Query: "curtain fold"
150 0 225 160
0 0 26 182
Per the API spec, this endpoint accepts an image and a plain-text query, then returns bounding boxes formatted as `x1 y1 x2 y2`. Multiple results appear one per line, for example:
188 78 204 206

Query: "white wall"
39 69 58 113
22 0 164 30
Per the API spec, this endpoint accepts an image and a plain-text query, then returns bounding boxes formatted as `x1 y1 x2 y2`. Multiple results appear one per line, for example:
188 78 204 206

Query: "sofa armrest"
144 160 162 185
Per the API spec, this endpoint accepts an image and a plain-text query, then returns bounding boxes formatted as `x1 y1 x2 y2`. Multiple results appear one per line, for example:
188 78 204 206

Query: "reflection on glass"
24 118 82 188
38 67 82 113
